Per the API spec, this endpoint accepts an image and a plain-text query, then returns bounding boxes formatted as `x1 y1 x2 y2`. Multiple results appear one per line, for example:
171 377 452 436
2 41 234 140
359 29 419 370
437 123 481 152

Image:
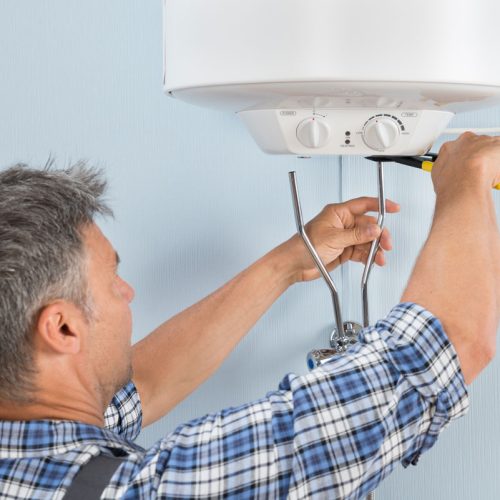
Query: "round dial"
362 116 400 151
296 117 330 149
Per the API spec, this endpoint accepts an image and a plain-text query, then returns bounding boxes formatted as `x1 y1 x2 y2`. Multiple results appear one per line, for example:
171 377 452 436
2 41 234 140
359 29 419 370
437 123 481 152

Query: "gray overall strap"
64 454 124 500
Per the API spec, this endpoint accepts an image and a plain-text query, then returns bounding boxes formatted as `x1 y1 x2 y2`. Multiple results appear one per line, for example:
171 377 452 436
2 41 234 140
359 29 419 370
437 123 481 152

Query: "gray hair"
0 161 112 403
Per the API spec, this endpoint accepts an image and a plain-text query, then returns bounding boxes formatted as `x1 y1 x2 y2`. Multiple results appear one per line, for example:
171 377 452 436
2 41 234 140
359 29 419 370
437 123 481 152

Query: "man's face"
83 224 135 400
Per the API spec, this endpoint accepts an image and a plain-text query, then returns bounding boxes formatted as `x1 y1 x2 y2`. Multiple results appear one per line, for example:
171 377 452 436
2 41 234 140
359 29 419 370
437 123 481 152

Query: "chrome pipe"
361 161 386 328
288 171 344 336
360 162 386 500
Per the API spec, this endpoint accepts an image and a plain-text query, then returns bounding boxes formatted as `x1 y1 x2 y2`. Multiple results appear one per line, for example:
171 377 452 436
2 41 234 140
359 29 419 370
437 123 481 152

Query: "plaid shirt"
0 303 469 499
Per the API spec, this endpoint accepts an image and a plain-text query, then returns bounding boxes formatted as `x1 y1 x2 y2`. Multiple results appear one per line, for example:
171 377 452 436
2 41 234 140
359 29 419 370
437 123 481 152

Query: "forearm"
402 185 500 383
132 241 297 426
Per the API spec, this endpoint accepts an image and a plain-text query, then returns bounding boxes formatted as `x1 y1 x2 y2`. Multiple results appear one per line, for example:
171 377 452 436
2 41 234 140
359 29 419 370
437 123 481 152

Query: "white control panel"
238 109 454 156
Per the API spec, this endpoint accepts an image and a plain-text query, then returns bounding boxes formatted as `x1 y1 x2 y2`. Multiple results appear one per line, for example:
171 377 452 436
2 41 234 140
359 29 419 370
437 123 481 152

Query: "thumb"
338 224 381 247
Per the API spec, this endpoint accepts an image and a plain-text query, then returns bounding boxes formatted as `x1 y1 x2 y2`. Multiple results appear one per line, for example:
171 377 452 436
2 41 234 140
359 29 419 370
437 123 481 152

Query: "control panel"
238 108 454 156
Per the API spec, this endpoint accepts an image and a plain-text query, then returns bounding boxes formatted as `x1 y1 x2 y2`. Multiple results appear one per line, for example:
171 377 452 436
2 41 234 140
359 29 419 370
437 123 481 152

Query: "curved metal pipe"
288 171 344 336
363 162 386 500
361 161 386 328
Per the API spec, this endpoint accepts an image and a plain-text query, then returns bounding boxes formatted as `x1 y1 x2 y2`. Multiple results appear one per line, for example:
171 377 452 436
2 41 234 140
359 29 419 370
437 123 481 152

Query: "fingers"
350 244 387 267
374 248 386 266
347 228 392 266
379 227 392 251
354 217 394 250
341 197 400 215
347 223 392 250
336 223 381 248
335 226 393 267
355 214 378 226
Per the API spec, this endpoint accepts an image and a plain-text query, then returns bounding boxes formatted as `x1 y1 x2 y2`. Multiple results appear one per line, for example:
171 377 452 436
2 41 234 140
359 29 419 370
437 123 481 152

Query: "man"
0 132 498 499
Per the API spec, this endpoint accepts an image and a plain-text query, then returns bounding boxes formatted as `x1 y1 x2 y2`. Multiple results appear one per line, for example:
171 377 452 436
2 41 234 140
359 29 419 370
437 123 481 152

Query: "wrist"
434 159 491 200
263 238 303 288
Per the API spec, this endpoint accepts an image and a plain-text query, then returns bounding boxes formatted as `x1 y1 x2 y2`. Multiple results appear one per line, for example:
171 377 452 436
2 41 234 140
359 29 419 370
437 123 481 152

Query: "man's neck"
0 392 106 427
0 400 104 427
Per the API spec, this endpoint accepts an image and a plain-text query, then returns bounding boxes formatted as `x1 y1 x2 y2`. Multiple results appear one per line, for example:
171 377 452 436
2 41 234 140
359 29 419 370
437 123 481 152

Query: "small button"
345 139 351 144
345 131 351 136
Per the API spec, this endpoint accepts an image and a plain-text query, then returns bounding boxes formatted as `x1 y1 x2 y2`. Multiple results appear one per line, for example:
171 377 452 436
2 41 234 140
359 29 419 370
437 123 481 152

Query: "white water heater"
163 0 500 156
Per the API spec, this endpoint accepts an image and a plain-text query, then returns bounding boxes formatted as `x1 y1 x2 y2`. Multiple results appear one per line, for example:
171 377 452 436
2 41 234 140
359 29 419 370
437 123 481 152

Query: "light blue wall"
1 1 499 498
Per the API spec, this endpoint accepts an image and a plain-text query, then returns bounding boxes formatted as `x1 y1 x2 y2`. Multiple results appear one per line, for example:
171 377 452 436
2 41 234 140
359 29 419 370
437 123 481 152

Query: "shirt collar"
0 419 143 459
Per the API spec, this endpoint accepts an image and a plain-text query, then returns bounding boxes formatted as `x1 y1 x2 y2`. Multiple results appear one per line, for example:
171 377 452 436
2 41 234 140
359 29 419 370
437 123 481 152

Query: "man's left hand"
285 197 400 283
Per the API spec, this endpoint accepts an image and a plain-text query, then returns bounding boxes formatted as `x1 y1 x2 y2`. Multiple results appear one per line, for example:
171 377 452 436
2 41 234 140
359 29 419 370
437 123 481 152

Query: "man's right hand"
432 132 500 196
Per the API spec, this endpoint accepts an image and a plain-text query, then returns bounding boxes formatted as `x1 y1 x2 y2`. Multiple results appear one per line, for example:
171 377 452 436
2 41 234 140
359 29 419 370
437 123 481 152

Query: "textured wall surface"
0 1 499 498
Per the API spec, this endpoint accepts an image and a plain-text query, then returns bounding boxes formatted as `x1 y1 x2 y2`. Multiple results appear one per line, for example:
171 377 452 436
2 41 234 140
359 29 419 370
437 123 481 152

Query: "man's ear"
34 301 87 355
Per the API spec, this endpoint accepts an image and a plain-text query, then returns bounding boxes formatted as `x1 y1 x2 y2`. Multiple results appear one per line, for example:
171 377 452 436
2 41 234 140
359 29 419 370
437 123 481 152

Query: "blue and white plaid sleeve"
114 303 468 499
103 381 143 440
